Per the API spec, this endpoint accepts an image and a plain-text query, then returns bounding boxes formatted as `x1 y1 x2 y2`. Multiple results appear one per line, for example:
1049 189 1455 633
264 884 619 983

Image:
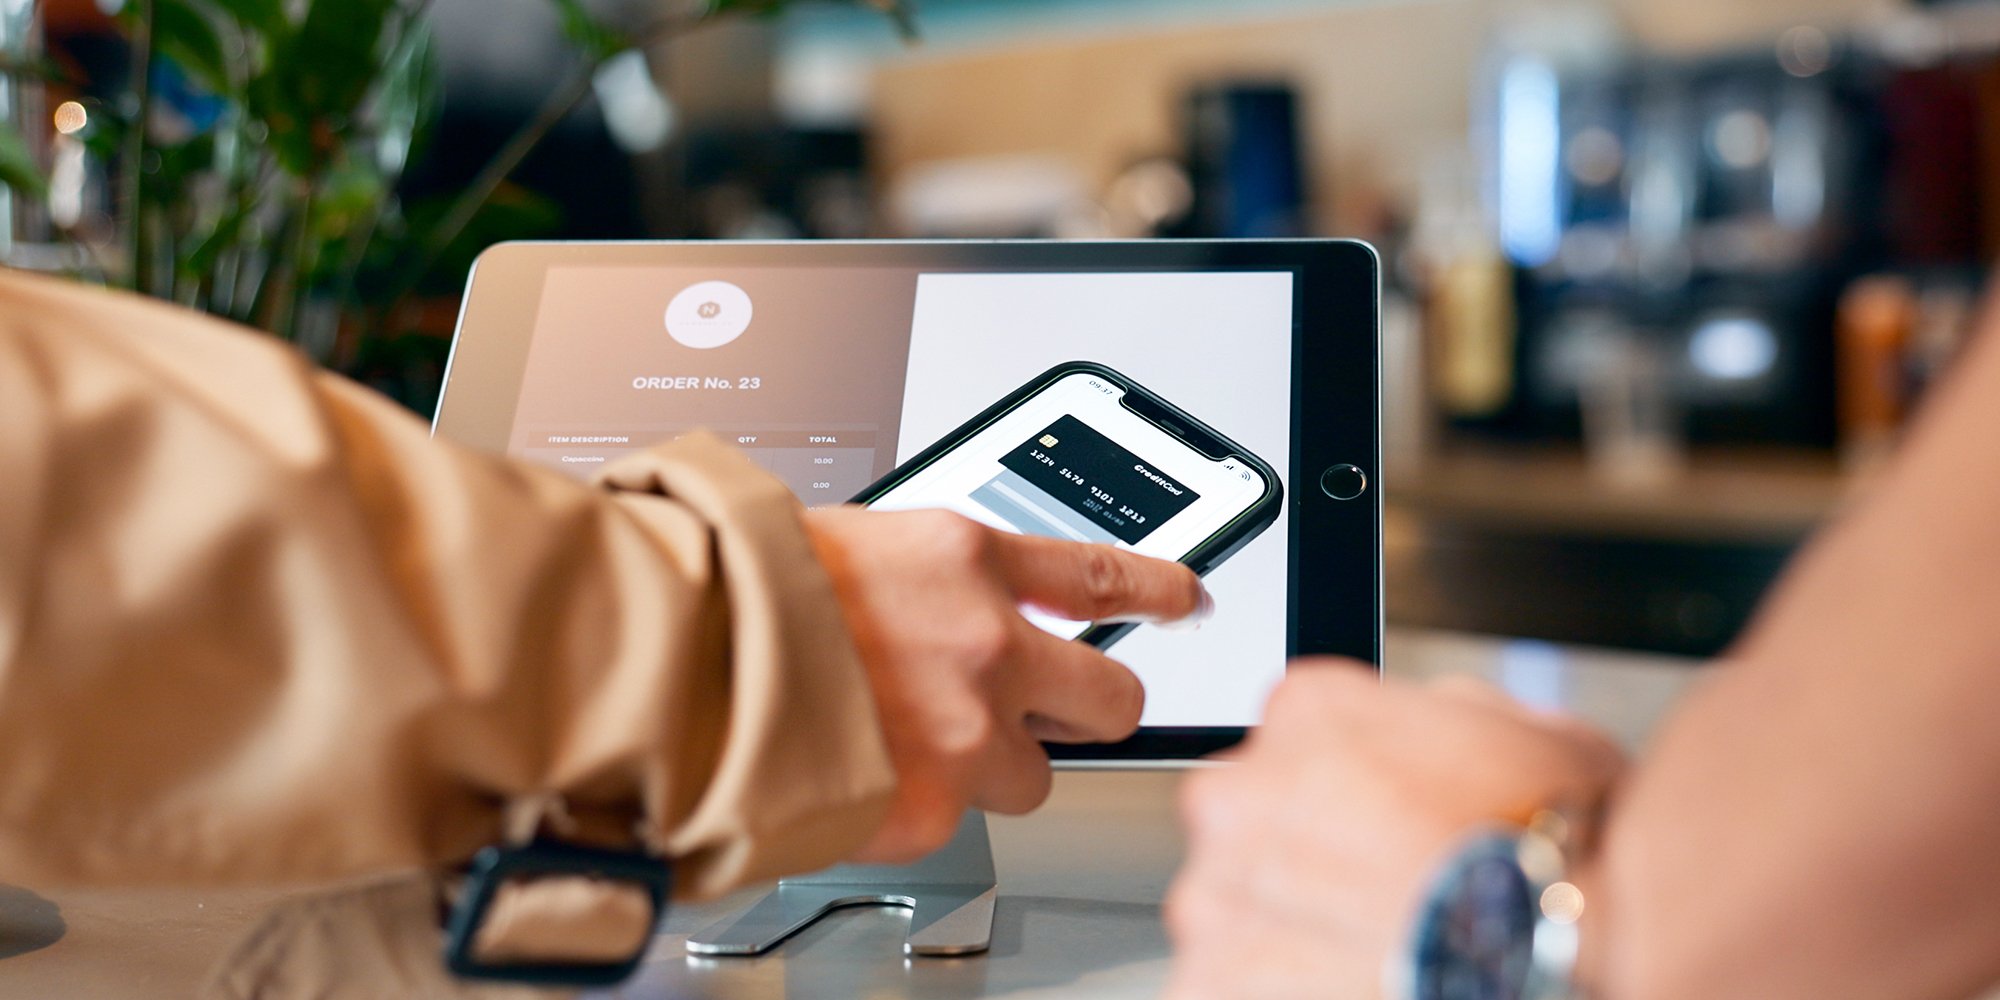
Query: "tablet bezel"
434 239 1381 761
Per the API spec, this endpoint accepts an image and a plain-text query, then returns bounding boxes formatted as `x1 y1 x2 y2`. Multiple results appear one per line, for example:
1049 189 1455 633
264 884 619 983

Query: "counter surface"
1 630 1701 998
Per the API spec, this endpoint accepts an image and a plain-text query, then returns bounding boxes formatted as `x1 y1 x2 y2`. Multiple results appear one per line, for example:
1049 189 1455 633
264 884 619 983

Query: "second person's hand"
802 507 1212 862
1163 666 1626 1000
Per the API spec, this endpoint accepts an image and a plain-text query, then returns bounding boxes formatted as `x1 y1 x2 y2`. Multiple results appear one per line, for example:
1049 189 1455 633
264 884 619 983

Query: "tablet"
434 240 1380 760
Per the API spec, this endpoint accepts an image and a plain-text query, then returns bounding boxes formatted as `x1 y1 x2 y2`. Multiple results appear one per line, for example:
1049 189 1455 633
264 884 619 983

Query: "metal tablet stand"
684 810 997 957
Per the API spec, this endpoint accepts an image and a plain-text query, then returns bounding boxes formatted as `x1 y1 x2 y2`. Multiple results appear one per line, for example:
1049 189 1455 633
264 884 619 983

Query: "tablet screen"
501 266 1294 728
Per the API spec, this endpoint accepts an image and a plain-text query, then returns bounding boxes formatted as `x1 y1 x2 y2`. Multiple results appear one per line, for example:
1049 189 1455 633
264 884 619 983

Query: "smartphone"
852 361 1284 649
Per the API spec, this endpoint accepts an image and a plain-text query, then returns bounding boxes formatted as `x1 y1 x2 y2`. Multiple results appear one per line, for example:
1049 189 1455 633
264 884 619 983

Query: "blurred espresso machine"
1467 8 2000 450
1390 7 2000 657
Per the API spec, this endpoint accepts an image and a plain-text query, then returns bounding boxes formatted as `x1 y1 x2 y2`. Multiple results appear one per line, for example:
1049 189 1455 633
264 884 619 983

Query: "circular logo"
665 280 752 349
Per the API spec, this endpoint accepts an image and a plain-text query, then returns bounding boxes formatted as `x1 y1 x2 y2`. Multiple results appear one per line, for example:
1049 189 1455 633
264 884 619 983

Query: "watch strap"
442 838 673 987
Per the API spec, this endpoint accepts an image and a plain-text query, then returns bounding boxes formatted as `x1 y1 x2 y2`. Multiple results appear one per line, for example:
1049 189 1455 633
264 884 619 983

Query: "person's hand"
1163 663 1626 1000
802 507 1211 863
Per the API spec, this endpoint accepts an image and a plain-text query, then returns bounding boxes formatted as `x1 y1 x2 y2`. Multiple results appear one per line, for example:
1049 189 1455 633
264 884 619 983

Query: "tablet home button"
1319 464 1369 501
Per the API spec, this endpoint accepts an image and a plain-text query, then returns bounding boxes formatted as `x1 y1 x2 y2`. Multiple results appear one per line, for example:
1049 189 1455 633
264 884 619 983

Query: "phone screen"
867 372 1271 639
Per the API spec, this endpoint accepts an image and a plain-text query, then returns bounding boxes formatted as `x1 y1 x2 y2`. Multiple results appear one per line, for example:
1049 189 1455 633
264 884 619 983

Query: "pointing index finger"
985 530 1210 627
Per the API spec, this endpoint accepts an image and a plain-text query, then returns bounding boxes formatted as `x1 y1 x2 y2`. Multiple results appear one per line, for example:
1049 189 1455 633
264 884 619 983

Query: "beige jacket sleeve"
0 269 895 900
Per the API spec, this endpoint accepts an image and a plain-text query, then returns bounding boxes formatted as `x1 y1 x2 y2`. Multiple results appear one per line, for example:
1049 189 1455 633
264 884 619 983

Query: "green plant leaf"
243 69 315 176
203 0 290 37
547 0 631 62
246 0 394 176
79 102 128 162
876 0 920 42
373 20 440 176
149 0 234 94
147 133 218 197
0 122 48 198
180 197 255 277
313 160 389 240
289 0 395 126
0 52 78 87
385 183 562 297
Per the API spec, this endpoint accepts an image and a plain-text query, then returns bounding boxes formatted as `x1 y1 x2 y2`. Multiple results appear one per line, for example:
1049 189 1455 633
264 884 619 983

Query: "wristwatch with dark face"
1392 810 1587 1000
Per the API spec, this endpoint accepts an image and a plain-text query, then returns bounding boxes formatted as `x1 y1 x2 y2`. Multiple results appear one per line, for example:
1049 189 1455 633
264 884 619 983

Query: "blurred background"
5 0 1995 658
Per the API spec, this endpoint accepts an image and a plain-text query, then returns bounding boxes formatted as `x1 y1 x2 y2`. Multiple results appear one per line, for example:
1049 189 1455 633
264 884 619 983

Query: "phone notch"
1119 388 1232 461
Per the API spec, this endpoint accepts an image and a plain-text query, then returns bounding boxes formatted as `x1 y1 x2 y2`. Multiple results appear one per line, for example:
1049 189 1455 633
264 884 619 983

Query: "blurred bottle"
1410 148 1515 422
1836 275 1918 471
1449 1 1630 430
1580 334 1684 490
1381 287 1429 476
1174 81 1309 239
1909 283 1976 393
1431 240 1517 420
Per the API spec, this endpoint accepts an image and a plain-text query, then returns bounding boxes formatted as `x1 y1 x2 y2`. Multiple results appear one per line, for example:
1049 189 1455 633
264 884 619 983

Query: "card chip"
1040 435 1060 447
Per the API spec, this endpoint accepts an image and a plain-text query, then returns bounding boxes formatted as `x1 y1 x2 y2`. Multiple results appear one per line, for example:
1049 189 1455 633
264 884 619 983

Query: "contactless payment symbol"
665 280 752 349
